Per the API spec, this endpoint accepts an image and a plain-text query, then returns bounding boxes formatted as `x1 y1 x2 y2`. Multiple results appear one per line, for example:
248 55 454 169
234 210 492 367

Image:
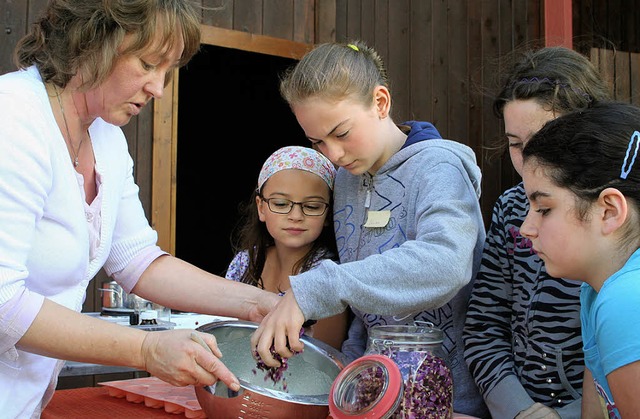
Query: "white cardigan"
0 66 162 418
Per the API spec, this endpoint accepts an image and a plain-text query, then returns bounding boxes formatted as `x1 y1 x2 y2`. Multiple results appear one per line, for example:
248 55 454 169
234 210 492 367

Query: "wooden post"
152 71 178 255
544 0 573 49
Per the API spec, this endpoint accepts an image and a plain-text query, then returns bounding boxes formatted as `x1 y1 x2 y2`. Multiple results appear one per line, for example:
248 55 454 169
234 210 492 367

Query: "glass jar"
365 322 453 418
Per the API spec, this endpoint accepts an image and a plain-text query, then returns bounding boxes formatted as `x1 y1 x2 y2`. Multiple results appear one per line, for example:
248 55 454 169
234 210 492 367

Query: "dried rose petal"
252 328 305 392
351 365 385 410
379 349 453 418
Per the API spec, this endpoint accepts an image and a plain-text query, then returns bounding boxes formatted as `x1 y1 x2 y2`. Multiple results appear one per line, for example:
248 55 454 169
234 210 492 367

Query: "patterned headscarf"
258 146 336 191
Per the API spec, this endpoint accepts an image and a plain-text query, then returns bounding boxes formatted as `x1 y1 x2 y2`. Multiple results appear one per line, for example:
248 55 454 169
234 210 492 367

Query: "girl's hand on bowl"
251 291 306 367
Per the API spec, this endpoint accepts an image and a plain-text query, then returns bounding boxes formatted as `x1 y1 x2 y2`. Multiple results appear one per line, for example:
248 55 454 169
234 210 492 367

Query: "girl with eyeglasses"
226 146 349 350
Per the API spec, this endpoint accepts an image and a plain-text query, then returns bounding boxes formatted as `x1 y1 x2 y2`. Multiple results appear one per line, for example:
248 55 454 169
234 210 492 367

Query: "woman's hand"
139 329 240 391
250 290 305 367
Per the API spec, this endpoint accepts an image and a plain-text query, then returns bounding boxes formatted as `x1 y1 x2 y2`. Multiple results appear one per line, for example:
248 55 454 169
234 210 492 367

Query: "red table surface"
42 386 193 418
42 384 481 419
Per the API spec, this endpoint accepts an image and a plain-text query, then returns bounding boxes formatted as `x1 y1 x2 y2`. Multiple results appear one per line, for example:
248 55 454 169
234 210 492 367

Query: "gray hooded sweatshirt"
290 124 488 417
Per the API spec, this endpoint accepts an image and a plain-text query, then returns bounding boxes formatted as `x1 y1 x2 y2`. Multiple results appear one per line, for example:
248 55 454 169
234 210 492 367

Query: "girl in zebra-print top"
463 46 610 419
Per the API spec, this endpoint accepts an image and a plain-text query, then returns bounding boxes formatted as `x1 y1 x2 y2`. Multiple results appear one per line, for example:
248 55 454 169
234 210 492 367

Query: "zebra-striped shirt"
463 182 583 418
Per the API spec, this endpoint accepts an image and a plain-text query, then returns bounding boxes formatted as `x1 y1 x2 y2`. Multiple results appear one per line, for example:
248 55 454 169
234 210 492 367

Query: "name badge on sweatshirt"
364 210 391 228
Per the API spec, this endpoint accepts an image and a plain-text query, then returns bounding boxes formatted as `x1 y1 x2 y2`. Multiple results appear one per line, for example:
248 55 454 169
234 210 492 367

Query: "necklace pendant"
54 86 83 170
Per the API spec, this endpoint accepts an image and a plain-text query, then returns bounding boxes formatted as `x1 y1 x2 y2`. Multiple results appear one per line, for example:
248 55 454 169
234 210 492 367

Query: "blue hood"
401 120 442 148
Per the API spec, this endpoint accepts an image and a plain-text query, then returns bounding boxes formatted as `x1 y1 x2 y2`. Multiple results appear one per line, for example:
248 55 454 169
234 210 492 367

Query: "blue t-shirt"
580 248 640 418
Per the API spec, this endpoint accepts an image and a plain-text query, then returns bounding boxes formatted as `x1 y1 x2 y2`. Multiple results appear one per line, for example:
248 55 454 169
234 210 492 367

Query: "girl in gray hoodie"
252 40 488 418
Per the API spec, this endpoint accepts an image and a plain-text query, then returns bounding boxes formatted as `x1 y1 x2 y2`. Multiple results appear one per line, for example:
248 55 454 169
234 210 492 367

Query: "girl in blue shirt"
520 101 640 418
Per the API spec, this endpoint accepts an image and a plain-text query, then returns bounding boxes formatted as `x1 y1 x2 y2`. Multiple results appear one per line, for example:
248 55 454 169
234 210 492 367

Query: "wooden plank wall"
573 0 640 54
0 0 49 75
591 48 640 105
200 0 323 43
332 0 543 227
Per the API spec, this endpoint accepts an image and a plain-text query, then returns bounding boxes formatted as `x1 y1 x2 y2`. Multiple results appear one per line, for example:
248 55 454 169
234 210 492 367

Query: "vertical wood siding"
202 0 317 43
573 0 640 54
591 48 640 105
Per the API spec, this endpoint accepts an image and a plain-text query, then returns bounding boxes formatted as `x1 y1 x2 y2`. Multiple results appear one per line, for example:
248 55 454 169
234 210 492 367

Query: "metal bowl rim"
196 319 348 405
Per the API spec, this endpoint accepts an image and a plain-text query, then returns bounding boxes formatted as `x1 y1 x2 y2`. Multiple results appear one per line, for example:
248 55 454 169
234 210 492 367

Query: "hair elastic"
347 44 359 51
620 130 640 179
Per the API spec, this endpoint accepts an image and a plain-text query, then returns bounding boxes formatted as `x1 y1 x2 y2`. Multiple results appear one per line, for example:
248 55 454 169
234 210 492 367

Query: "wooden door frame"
151 25 311 253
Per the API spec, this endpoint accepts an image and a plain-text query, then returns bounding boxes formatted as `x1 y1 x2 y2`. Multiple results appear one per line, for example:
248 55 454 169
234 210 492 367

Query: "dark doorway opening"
176 44 306 276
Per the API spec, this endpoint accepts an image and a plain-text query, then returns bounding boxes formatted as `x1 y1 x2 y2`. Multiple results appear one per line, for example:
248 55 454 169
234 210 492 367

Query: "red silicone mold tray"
99 376 206 418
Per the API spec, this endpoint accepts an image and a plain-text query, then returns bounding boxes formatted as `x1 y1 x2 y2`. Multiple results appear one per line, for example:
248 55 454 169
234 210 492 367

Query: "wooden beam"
199 25 312 59
544 0 573 48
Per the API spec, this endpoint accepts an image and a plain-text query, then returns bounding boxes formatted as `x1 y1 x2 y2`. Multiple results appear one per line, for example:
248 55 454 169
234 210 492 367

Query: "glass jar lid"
329 354 403 419
368 322 443 347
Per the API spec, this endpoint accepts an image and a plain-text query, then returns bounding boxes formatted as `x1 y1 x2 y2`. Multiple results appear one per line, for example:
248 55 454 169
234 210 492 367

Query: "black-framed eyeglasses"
259 195 329 216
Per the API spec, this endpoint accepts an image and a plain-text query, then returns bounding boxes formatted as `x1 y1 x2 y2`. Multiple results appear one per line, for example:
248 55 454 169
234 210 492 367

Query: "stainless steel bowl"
194 320 348 418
